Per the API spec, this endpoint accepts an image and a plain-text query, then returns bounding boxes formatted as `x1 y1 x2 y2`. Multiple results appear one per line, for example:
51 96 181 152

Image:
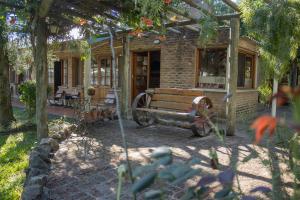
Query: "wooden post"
83 48 91 111
120 35 131 119
271 78 278 117
226 17 240 136
35 17 49 140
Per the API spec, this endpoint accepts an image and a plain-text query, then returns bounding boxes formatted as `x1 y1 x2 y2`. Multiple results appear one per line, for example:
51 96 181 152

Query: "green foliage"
18 81 51 117
240 0 300 77
0 108 37 200
198 16 219 47
257 82 272 105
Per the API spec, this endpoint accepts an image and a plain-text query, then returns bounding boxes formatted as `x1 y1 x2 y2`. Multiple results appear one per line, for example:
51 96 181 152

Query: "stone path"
46 107 294 200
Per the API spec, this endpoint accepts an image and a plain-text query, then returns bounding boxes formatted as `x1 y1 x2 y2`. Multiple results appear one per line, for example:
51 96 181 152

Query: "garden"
0 0 300 200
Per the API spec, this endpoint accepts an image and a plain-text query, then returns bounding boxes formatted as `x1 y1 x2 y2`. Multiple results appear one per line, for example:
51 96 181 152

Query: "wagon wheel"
132 93 154 127
191 96 214 137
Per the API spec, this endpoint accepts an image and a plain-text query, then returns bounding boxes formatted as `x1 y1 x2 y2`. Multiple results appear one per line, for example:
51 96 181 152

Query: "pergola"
0 0 241 137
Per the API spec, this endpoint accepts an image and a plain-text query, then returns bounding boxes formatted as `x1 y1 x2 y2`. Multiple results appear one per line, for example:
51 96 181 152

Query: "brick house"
48 27 259 118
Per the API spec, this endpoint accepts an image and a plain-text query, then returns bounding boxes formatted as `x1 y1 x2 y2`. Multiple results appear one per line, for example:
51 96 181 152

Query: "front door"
54 61 62 93
132 50 160 100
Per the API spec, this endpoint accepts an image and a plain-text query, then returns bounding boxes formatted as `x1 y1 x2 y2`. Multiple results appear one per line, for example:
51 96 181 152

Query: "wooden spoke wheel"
191 118 212 137
132 93 154 126
191 96 214 137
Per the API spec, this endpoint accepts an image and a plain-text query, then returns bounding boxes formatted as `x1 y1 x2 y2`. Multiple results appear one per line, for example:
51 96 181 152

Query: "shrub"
18 81 51 117
258 83 272 105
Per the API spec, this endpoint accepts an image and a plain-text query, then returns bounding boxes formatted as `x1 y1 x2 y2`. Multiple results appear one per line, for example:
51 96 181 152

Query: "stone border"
21 124 76 200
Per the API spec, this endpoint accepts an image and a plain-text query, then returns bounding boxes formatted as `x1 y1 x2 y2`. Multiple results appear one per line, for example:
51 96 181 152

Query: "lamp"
49 25 59 34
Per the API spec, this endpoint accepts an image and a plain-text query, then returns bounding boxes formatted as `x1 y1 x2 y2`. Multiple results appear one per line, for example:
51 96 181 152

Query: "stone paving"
45 106 294 200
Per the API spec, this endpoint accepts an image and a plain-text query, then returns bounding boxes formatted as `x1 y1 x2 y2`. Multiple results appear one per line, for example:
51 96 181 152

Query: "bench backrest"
148 88 204 112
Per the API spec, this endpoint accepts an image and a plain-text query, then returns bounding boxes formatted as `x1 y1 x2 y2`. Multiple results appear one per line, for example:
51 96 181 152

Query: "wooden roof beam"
216 13 240 20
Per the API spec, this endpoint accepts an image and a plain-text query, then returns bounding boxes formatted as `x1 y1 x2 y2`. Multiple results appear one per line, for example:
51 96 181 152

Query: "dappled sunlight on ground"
46 115 295 199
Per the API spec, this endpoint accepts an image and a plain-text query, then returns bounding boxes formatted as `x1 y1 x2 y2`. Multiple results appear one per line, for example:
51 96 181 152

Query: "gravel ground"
46 106 294 200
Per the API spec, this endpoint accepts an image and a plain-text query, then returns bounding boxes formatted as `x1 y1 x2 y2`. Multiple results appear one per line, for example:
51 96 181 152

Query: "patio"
46 106 293 200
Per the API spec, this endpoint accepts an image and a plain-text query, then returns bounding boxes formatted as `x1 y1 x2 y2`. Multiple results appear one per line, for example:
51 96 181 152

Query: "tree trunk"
34 17 48 140
0 28 15 127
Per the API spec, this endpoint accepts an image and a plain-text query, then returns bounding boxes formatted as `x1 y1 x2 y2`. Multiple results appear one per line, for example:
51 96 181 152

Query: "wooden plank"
150 101 192 112
152 94 195 104
136 108 194 121
154 88 204 97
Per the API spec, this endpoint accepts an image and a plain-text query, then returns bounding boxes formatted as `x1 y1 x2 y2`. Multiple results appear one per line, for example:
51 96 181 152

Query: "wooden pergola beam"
216 13 240 20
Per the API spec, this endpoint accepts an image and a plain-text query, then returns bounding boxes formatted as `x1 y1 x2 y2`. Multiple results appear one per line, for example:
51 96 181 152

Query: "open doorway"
132 50 160 99
54 61 62 93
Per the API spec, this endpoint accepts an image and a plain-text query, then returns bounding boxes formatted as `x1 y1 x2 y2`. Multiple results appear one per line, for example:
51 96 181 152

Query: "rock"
51 133 63 142
22 184 43 200
30 150 51 164
41 187 50 200
63 128 71 138
26 168 49 180
40 138 59 152
68 124 77 132
27 175 47 186
58 131 67 140
29 153 51 170
33 146 51 161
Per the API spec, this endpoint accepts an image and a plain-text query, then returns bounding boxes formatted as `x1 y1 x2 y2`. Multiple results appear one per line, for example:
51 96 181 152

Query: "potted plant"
87 86 96 96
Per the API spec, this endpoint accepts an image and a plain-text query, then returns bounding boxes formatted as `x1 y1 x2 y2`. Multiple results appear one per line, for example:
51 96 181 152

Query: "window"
48 63 54 84
238 53 254 88
100 58 111 86
63 59 68 86
90 58 98 85
198 48 227 89
72 58 82 86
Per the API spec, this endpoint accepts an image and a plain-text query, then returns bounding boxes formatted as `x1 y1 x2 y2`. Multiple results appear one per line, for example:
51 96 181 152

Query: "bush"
258 83 272 105
18 81 51 117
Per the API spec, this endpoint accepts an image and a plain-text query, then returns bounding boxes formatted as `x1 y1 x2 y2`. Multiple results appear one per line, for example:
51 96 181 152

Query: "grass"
0 107 67 200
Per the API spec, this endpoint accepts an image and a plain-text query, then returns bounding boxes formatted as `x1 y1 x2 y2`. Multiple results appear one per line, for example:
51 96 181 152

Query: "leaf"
214 187 231 199
250 186 271 193
151 147 172 159
188 158 201 165
156 155 172 166
261 159 270 166
158 170 175 182
242 151 259 163
131 172 157 194
218 168 235 185
132 164 157 178
180 186 196 200
196 186 209 197
169 164 190 178
117 164 127 177
144 189 163 199
198 175 217 187
172 169 199 185
251 115 277 144
241 195 256 200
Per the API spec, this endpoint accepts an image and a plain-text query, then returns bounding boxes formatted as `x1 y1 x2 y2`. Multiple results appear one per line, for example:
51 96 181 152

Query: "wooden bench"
132 88 215 137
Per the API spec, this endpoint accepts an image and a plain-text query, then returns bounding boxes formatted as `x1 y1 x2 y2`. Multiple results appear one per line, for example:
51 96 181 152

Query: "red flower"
164 0 172 5
79 19 87 26
141 17 153 27
157 35 166 41
251 115 277 144
129 28 143 37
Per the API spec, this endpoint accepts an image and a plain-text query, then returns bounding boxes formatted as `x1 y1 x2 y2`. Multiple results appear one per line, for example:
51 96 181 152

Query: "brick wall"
203 90 258 118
